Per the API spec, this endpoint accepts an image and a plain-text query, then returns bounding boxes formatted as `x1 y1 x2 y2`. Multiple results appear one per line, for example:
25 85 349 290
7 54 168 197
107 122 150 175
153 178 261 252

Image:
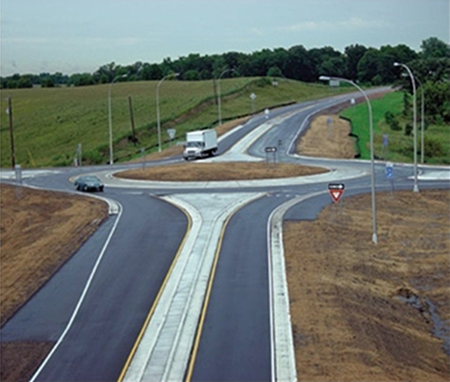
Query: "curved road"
1 90 448 382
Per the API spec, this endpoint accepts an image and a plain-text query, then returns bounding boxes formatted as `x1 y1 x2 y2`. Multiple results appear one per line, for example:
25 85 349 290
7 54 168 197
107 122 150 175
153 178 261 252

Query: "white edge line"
29 201 123 382
267 207 277 382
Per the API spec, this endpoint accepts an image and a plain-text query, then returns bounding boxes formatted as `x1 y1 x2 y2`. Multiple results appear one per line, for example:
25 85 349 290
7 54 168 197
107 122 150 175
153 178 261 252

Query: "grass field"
341 91 450 164
1 78 347 168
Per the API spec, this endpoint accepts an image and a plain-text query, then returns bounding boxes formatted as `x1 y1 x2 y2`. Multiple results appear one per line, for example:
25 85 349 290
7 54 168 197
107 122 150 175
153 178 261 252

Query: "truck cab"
183 129 218 160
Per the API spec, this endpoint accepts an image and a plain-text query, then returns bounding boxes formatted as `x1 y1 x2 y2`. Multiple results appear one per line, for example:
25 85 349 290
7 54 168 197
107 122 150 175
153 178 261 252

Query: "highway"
1 90 449 382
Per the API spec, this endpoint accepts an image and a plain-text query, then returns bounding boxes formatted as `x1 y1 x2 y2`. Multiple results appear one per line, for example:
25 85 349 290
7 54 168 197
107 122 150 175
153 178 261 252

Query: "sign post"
167 129 176 146
382 134 389 160
385 162 394 193
250 93 257 114
327 116 333 140
265 146 277 171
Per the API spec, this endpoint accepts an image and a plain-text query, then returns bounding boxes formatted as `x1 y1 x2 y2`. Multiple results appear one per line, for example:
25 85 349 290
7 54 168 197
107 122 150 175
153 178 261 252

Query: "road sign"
167 129 176 140
328 183 345 203
385 162 394 179
265 146 277 153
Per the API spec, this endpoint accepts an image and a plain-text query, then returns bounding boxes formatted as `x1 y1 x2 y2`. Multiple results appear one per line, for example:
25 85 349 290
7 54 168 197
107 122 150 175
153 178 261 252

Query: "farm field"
1 78 348 168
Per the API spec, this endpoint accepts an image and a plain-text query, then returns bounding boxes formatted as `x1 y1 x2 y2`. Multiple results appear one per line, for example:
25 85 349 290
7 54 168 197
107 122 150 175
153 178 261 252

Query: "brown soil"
117 162 328 182
297 114 356 158
0 184 108 382
284 190 450 381
0 184 109 326
0 341 53 382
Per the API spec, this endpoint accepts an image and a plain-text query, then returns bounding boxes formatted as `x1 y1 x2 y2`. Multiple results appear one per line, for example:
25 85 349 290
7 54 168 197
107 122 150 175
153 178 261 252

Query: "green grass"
1 77 349 167
341 91 449 164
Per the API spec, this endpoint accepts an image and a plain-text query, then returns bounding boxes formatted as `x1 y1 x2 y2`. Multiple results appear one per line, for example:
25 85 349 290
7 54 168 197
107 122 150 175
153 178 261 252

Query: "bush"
404 123 413 136
384 111 401 131
424 138 445 158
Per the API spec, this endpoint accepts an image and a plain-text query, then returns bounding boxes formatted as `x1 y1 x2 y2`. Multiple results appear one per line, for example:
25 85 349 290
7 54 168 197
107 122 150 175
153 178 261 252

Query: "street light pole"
415 76 425 164
217 68 236 126
108 74 126 165
156 72 179 152
319 76 378 244
394 62 419 192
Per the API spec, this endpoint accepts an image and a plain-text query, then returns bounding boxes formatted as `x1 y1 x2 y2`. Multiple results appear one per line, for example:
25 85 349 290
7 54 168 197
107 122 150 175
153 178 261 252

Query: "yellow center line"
185 193 265 382
117 196 192 382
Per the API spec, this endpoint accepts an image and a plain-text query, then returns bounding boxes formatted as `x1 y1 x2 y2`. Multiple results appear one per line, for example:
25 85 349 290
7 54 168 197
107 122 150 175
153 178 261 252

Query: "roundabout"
1 89 449 382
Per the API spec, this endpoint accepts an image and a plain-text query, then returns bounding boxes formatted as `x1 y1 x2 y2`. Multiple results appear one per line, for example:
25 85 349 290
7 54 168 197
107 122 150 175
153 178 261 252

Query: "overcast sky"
1 0 449 76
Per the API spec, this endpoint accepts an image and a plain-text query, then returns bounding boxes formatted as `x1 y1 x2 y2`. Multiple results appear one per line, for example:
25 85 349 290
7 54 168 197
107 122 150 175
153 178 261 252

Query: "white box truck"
183 129 218 160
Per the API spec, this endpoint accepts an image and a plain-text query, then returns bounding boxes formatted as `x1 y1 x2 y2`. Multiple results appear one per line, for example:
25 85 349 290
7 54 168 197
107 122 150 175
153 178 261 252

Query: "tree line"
1 37 449 123
1 37 448 89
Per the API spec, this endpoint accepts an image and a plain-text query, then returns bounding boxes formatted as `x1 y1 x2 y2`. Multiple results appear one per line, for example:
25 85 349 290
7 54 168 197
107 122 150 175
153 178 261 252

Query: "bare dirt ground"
297 114 356 158
284 190 450 381
117 162 328 181
1 184 108 382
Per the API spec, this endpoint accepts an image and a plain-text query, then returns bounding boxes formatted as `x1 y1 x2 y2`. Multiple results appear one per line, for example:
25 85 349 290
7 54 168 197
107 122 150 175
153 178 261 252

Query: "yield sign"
328 183 345 203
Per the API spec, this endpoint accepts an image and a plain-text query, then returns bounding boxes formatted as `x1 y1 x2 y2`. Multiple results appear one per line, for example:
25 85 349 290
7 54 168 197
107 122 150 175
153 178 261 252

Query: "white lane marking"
30 202 124 382
267 208 276 382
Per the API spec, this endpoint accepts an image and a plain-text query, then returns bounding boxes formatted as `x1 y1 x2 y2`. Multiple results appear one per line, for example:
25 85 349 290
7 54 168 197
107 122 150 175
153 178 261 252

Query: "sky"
1 0 449 76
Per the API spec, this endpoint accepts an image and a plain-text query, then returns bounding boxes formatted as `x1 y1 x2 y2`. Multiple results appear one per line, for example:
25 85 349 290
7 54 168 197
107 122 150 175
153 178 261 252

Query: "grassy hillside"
1 78 346 168
341 91 450 164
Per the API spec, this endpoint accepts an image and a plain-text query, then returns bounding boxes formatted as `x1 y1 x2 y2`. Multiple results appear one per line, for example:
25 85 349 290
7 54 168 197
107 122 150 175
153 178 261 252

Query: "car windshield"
83 176 99 182
187 141 203 148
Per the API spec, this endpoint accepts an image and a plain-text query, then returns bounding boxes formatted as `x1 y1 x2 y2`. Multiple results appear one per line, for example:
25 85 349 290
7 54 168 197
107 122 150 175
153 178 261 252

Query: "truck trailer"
183 129 218 160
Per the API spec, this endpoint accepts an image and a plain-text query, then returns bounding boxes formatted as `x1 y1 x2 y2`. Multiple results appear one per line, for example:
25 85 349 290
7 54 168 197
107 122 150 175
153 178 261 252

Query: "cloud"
279 17 390 32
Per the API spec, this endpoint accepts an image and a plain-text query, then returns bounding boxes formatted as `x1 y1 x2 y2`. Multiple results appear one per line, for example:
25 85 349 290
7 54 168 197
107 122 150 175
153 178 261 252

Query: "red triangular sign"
330 190 343 202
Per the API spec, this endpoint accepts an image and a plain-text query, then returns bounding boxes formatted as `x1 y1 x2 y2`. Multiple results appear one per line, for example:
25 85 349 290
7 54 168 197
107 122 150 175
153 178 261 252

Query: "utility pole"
6 96 16 168
128 95 136 144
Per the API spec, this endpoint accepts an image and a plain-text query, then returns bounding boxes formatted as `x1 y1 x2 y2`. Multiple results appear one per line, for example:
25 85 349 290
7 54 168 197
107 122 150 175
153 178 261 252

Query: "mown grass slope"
1 78 347 167
341 91 449 164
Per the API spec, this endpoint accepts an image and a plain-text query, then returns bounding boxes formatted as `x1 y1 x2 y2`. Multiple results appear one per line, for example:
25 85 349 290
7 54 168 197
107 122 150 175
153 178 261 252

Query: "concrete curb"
268 191 325 382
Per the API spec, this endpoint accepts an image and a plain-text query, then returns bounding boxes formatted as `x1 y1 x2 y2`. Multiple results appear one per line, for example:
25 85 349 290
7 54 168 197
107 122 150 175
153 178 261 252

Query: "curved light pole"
108 74 126 165
156 72 179 152
394 62 419 192
217 68 237 126
415 76 425 164
320 76 378 244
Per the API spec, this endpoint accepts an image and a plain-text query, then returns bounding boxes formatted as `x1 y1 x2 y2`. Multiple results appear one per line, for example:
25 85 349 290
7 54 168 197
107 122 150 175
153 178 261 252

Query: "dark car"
74 175 104 192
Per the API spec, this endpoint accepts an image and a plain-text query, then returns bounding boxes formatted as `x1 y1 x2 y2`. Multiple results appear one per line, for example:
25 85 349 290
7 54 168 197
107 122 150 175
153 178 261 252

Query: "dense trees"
1 37 448 92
